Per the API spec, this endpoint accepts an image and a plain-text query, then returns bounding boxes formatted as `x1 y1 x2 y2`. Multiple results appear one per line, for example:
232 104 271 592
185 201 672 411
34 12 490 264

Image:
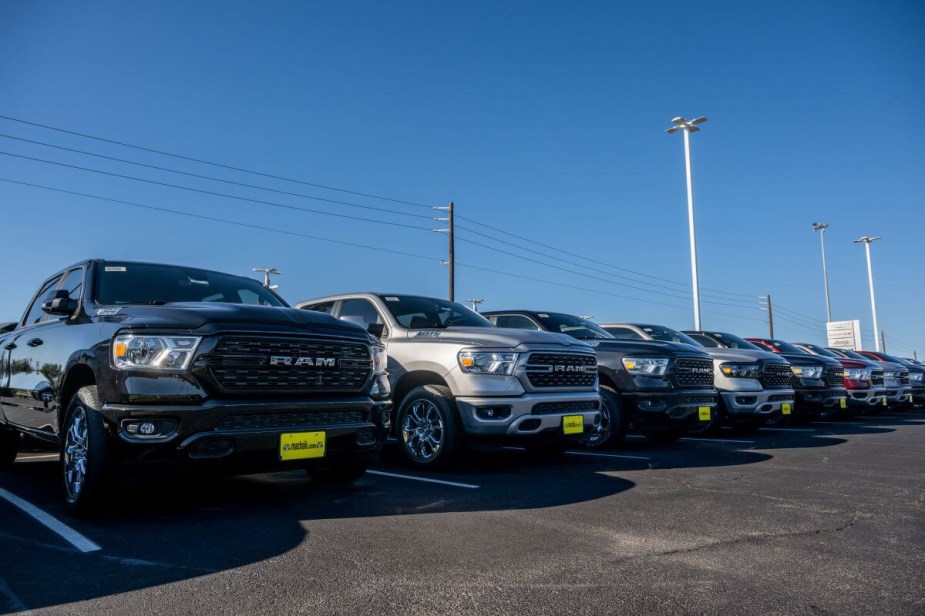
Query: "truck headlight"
458 351 518 375
791 366 822 379
622 357 669 376
371 345 387 375
113 335 201 371
909 372 924 383
720 363 760 378
843 368 871 381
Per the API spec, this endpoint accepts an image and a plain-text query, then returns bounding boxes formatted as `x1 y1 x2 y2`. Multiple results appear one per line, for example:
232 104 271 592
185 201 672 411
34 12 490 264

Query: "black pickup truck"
0 260 391 513
482 311 717 445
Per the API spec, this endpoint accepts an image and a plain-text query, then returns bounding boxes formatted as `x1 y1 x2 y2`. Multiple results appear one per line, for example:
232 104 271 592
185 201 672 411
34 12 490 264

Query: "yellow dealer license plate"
839 398 847 409
782 403 792 416
698 406 711 421
883 396 888 406
562 415 584 435
910 394 915 403
280 431 326 461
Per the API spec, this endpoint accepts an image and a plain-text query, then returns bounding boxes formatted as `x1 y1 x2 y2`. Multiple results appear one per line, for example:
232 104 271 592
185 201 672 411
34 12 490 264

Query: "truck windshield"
703 332 763 350
836 349 869 361
380 295 492 329
799 344 840 358
534 313 613 340
763 340 808 354
94 263 287 307
638 325 701 347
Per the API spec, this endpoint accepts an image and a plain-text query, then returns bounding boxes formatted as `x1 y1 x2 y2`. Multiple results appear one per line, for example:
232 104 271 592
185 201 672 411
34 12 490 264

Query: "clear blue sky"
1 0 922 354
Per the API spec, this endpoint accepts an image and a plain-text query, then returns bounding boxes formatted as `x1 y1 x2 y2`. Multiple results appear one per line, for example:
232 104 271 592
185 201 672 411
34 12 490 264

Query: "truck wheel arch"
57 364 97 431
393 371 451 409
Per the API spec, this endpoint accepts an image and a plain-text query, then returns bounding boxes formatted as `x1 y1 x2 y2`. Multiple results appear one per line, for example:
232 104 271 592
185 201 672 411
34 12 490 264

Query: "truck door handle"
27 338 43 347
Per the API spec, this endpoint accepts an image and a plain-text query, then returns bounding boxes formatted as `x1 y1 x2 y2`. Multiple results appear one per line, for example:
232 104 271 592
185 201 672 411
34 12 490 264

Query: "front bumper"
720 389 795 417
796 387 848 415
883 387 913 407
454 391 601 438
846 386 886 408
622 389 717 429
100 396 391 469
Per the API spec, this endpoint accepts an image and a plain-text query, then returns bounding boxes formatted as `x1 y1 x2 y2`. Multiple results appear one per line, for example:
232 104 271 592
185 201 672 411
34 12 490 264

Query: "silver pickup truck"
296 293 602 468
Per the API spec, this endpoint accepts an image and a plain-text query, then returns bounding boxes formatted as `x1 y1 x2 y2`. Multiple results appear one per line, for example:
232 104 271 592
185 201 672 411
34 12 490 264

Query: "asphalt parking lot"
1 412 923 616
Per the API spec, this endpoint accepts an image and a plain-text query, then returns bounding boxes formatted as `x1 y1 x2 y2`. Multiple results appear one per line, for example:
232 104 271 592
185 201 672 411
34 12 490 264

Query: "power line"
0 178 439 262
0 151 434 232
0 113 433 209
0 133 434 220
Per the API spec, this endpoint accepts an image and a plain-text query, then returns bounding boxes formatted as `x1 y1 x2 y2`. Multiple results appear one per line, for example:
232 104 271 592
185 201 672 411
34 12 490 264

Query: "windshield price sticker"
385 296 400 302
105 266 127 272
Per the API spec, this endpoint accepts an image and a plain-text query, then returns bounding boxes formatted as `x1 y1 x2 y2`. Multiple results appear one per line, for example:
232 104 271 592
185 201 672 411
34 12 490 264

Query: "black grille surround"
760 363 794 389
217 409 368 431
531 400 600 415
671 358 714 388
768 393 795 402
524 353 597 389
824 365 844 387
677 394 717 406
207 336 372 393
870 370 884 386
900 371 910 385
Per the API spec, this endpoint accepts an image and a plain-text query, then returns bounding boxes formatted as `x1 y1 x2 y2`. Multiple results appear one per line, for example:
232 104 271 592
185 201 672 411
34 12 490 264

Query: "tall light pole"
667 116 708 329
467 298 484 312
812 222 832 322
853 236 882 351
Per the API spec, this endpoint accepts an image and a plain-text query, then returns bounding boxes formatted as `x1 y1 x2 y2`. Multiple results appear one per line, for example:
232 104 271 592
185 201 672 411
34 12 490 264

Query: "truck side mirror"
42 289 78 317
367 323 386 339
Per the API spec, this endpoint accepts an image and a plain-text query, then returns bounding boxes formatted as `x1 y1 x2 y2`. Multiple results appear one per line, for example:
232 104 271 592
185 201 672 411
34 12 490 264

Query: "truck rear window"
94 263 287 307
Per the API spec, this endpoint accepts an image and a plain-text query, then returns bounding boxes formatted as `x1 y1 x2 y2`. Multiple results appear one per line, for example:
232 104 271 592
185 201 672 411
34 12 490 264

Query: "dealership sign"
827 320 863 350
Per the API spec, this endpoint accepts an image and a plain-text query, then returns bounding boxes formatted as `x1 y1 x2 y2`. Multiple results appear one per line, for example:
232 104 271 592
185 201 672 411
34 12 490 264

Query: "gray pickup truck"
296 294 602 468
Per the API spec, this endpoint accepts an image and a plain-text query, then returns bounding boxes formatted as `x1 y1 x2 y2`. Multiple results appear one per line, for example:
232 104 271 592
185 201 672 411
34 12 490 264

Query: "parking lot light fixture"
812 223 832 322
666 116 708 330
852 236 882 351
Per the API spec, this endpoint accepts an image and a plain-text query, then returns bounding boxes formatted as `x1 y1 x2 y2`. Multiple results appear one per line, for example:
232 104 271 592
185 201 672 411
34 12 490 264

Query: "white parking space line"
814 421 863 425
367 470 479 490
565 450 652 461
0 487 101 553
0 578 31 615
680 437 754 444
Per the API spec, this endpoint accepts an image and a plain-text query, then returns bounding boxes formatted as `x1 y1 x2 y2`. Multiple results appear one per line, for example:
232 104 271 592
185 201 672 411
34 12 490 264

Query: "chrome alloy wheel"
401 399 445 462
583 401 611 446
64 405 89 499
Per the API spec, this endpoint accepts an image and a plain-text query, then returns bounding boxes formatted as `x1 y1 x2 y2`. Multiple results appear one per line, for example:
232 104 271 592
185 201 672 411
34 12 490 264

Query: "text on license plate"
698 406 711 421
781 402 792 415
562 415 584 435
280 431 326 461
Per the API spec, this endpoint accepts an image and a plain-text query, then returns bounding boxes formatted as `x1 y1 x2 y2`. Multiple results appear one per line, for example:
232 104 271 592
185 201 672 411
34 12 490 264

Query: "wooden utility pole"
880 330 886 353
758 295 774 338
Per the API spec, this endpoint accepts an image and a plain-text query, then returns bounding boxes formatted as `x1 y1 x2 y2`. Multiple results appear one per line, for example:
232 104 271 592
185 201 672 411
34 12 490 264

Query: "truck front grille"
208 336 371 392
870 370 884 386
524 353 597 388
900 371 910 385
824 366 844 387
217 409 368 431
531 400 600 415
671 358 714 388
760 363 794 388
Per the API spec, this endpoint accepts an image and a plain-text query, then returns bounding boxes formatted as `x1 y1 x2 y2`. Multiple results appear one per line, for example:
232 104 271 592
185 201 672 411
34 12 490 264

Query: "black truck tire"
0 427 18 470
578 386 624 448
61 386 113 515
396 385 464 469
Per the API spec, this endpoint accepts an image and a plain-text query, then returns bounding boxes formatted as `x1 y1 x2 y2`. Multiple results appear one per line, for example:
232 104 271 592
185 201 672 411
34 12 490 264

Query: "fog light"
122 419 177 439
476 406 511 420
356 428 376 446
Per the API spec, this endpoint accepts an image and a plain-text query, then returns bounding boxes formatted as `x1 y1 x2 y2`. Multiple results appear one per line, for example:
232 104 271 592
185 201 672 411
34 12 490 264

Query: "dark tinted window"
493 315 539 330
339 299 383 329
22 275 63 325
303 301 334 314
835 349 868 360
59 268 85 299
534 313 612 340
381 295 492 329
797 343 839 358
94 263 286 307
687 333 718 348
601 326 645 340
757 339 808 354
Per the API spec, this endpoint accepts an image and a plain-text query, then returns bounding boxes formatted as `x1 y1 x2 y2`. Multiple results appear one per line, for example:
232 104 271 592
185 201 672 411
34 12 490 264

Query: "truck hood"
780 352 841 368
401 326 593 351
92 302 370 339
584 338 711 358
702 348 788 364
